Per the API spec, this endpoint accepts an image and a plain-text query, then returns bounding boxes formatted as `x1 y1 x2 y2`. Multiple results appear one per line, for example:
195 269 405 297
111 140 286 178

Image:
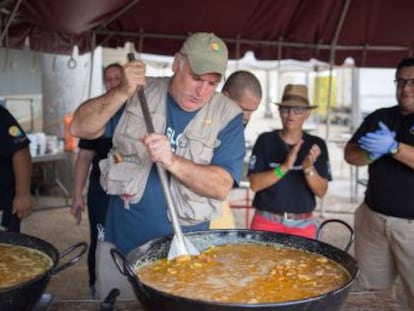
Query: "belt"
257 210 313 221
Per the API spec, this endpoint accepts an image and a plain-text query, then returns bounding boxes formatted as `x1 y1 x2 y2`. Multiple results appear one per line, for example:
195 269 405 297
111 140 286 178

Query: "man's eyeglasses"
278 105 310 115
394 78 414 88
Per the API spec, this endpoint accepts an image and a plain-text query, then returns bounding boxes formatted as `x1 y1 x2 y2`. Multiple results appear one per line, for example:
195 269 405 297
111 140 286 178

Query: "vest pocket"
184 132 219 164
117 113 147 155
170 181 221 225
99 158 145 203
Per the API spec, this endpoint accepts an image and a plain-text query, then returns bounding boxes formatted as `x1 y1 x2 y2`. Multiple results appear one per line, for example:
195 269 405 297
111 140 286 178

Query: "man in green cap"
70 32 245 299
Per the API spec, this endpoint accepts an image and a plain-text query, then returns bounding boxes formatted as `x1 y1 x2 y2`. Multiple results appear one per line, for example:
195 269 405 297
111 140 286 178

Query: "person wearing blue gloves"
358 121 399 161
344 57 414 310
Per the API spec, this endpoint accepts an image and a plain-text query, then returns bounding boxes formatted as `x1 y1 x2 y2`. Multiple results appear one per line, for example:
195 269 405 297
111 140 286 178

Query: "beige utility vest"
100 77 242 225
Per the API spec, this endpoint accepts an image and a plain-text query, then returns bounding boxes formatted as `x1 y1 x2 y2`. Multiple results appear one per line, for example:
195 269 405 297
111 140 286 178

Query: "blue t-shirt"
105 93 245 254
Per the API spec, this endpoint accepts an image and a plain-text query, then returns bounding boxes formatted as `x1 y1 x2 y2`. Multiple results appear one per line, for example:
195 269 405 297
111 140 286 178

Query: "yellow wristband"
274 165 285 178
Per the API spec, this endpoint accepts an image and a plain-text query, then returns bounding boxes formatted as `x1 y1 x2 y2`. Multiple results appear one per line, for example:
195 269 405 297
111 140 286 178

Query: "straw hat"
275 84 318 109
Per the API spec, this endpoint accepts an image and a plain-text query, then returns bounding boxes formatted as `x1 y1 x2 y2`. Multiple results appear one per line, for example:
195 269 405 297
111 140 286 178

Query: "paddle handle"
127 53 188 252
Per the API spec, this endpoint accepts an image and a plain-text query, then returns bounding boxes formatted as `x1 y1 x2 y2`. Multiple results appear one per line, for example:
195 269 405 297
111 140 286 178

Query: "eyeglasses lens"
394 78 414 88
279 106 307 115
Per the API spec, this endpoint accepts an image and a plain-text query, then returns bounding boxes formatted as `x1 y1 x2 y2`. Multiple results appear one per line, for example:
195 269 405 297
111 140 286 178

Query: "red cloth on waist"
250 213 317 239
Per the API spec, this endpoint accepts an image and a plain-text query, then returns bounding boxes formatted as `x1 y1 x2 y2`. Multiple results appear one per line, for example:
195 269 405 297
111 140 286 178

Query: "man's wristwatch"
304 167 315 177
390 142 400 155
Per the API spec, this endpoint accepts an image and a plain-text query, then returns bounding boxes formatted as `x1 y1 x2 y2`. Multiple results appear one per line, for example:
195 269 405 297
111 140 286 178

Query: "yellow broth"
0 243 53 289
136 243 350 304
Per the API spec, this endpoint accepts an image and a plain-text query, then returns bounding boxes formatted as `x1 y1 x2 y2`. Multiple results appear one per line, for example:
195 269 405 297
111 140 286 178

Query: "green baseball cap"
180 32 228 76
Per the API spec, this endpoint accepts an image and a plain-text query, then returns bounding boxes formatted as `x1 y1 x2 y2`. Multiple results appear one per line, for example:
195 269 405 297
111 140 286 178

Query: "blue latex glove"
358 121 397 157
366 150 382 161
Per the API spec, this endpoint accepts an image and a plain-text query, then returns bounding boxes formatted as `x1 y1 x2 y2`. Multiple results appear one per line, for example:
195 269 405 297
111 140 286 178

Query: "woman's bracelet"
274 165 285 178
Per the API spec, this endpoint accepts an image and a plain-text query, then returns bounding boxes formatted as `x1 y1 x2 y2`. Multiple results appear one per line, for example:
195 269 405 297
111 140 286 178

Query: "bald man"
210 70 262 229
222 70 262 126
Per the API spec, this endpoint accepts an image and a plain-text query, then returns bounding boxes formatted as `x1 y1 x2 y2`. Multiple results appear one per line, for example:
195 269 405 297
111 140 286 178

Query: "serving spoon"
127 53 200 260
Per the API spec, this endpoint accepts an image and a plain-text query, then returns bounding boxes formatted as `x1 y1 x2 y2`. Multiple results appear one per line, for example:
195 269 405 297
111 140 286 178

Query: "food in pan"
0 243 53 289
136 243 350 304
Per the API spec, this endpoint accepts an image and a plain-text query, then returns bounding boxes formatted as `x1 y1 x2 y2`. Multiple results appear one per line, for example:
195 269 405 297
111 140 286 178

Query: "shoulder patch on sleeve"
8 125 23 137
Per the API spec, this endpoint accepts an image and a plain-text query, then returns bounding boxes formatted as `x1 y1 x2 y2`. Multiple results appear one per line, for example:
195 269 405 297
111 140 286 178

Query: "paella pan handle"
110 248 136 279
316 219 354 252
52 242 88 274
110 248 153 302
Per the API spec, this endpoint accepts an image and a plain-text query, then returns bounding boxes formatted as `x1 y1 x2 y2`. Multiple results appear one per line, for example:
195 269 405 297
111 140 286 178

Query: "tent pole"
320 0 351 217
0 0 23 46
325 0 351 142
235 35 240 70
88 33 96 98
325 65 334 142
138 28 144 53
264 69 272 119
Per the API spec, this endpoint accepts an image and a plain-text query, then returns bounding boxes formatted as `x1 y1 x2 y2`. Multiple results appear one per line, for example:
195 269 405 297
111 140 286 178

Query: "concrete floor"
22 198 90 300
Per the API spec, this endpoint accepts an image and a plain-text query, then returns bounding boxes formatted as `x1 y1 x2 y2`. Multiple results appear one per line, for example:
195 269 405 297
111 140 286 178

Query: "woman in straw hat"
247 84 332 238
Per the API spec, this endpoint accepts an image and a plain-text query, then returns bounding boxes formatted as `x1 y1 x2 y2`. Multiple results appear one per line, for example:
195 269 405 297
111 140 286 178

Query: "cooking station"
34 291 401 311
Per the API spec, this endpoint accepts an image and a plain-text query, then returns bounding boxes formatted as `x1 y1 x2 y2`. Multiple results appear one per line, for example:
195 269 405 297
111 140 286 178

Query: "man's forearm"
249 169 281 192
392 143 414 169
344 142 371 166
73 149 94 197
165 157 233 200
12 147 32 196
70 88 129 139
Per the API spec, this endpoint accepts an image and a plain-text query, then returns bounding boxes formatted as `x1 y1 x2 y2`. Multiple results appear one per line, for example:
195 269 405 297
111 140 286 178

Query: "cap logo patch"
8 125 23 137
210 42 220 52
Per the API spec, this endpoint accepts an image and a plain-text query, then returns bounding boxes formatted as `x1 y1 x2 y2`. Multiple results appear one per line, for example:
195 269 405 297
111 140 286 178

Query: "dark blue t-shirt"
105 93 245 254
0 106 30 211
78 104 125 181
349 106 414 218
